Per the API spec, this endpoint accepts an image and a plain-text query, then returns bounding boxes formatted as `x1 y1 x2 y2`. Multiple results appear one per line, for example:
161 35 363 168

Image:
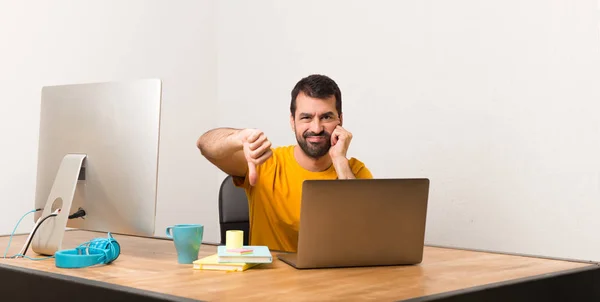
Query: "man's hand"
329 125 352 160
239 129 273 186
329 125 356 179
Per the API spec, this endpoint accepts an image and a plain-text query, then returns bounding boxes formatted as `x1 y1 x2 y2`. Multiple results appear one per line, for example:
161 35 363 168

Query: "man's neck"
293 145 332 172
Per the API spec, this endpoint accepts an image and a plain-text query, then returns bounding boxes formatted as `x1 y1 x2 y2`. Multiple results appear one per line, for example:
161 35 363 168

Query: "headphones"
54 233 121 268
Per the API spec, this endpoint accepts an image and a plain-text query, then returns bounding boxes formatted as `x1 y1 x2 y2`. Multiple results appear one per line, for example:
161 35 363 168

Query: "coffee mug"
166 224 204 264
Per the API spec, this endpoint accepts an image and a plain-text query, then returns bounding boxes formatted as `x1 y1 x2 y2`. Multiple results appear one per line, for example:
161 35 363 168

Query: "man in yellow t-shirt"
196 74 372 252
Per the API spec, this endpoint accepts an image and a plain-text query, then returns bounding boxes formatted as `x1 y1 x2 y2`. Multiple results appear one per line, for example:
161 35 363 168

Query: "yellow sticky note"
226 230 243 250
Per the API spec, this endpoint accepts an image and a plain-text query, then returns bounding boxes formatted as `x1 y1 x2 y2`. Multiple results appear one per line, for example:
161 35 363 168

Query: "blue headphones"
54 233 120 268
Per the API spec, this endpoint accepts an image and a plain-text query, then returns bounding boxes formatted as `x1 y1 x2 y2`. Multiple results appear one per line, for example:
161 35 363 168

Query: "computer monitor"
31 79 162 255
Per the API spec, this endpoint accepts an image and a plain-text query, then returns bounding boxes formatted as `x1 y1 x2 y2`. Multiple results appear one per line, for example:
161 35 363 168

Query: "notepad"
193 253 259 272
226 248 254 255
217 245 273 263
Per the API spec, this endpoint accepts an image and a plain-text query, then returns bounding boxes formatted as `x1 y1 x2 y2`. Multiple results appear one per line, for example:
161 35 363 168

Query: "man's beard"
297 130 332 159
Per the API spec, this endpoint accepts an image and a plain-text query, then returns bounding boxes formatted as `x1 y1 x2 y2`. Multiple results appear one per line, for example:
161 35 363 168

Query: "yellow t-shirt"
232 145 373 252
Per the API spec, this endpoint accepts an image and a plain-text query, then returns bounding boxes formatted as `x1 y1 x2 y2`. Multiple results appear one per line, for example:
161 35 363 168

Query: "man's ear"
339 113 343 126
290 114 295 132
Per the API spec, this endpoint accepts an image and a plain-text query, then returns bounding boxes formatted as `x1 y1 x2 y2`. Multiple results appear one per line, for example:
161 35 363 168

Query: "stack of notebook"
192 245 272 272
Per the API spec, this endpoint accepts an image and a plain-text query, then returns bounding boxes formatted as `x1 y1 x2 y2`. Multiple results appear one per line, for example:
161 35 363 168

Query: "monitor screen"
31 79 162 255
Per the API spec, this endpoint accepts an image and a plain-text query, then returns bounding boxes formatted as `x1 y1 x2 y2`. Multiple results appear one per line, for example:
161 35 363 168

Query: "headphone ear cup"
95 237 120 264
107 239 120 263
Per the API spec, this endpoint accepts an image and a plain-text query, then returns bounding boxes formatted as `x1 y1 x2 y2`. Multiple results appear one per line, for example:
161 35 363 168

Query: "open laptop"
277 178 430 269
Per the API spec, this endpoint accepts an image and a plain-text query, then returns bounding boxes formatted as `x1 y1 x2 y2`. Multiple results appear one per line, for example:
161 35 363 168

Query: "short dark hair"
290 74 342 117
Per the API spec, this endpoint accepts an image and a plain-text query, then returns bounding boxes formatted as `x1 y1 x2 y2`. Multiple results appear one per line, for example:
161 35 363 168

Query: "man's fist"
329 125 352 160
239 129 273 186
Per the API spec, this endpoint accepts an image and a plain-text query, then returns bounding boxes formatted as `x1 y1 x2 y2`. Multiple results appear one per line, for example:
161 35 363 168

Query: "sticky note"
226 248 253 255
226 230 243 250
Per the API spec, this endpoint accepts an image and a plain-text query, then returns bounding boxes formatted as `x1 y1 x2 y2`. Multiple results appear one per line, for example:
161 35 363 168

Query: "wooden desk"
0 230 598 301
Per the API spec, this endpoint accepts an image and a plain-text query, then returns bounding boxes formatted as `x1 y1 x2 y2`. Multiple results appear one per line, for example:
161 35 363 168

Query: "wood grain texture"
0 230 592 301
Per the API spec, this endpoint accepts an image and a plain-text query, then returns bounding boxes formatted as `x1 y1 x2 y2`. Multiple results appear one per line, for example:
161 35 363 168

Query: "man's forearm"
197 128 243 159
332 157 356 179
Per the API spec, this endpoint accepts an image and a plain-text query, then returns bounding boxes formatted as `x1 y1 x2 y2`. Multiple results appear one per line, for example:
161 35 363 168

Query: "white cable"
16 209 60 258
17 217 43 256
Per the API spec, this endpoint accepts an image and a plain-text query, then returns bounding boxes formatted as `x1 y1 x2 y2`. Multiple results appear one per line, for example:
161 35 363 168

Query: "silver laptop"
277 178 430 269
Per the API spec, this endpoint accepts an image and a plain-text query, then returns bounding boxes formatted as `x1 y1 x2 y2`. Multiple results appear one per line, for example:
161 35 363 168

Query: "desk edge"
399 263 600 302
0 262 203 302
425 244 599 265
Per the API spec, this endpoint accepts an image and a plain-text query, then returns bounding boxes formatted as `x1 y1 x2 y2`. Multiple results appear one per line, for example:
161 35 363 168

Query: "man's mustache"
303 131 330 138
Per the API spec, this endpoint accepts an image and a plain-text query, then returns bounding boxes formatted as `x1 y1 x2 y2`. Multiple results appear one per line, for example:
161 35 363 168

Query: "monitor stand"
31 154 86 256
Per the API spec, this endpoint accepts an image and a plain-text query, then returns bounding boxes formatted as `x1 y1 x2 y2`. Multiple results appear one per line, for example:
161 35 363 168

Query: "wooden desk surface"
0 230 594 301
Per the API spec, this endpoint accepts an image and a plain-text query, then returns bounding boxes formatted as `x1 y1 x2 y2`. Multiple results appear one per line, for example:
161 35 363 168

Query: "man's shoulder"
254 145 294 170
266 145 294 164
348 156 366 167
348 157 373 179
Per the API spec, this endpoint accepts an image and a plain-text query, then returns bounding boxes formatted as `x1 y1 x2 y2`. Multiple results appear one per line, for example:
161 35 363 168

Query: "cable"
5 207 87 260
3 209 42 259
16 208 60 257
68 208 86 219
17 215 44 256
10 254 54 261
19 212 58 257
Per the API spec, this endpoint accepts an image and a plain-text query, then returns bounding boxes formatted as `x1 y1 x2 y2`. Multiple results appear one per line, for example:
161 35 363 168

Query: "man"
197 74 372 252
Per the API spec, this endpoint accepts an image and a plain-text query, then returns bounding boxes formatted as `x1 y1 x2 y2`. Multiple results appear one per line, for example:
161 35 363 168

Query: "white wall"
217 0 600 262
0 0 221 243
3 0 600 262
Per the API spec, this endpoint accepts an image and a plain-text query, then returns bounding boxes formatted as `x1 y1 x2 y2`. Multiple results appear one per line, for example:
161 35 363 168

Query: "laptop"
277 178 430 269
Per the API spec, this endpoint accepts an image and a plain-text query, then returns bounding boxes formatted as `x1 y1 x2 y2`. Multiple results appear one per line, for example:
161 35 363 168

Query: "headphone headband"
54 233 120 268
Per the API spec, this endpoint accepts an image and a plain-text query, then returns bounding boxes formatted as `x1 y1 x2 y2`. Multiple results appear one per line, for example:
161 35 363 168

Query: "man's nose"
310 119 323 133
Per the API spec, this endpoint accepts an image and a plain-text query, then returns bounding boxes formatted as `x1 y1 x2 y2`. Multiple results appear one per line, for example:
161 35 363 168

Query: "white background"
2 0 600 262
0 0 221 243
